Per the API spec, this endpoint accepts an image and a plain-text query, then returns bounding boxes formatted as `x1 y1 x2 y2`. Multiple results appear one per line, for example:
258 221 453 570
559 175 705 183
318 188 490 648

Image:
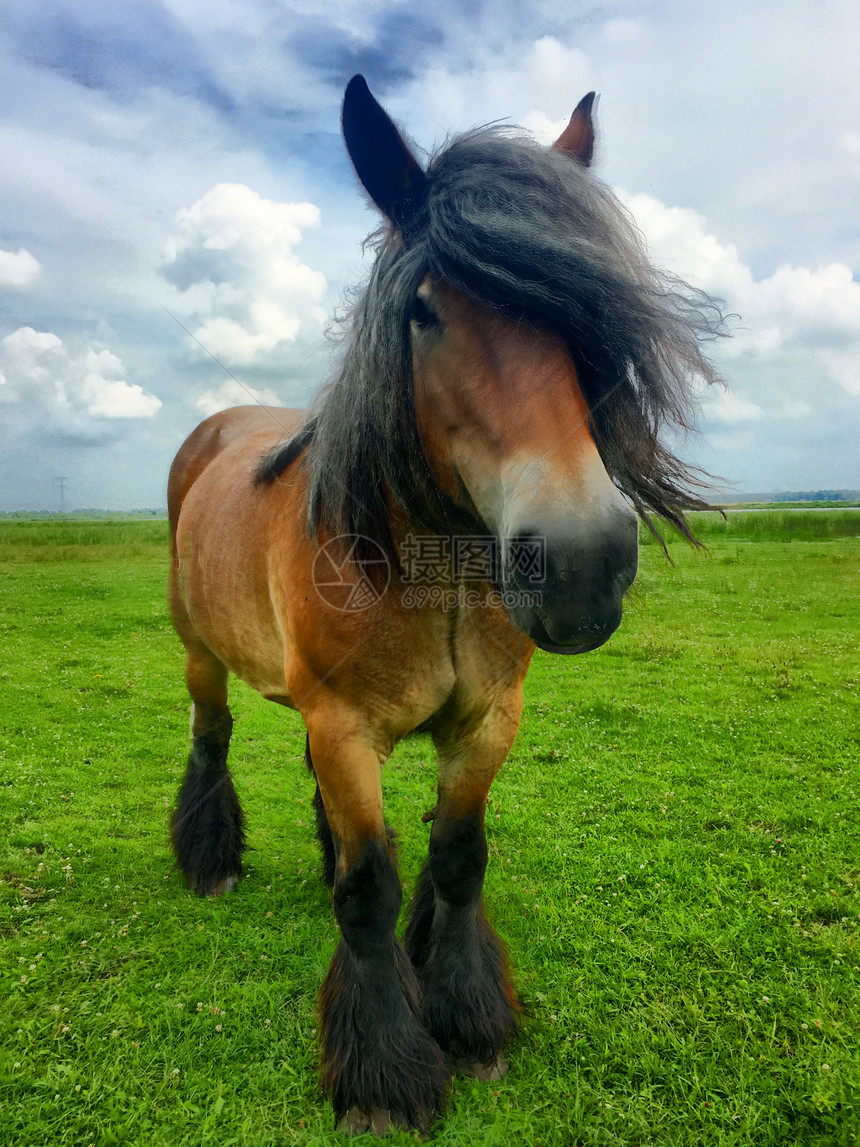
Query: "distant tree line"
771 491 857 502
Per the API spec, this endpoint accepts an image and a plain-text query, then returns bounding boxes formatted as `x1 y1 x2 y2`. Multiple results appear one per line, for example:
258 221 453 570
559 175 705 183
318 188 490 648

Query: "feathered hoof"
187 871 240 897
454 1053 508 1082
336 1108 412 1137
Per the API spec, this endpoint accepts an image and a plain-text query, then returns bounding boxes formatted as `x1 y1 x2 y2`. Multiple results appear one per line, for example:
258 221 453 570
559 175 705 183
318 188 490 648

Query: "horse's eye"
411 297 438 330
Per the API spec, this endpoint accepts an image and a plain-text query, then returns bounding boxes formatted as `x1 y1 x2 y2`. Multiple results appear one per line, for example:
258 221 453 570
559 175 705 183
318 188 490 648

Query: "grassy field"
1 514 858 1146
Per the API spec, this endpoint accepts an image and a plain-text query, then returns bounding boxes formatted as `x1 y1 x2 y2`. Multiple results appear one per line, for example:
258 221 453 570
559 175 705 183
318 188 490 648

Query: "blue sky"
1 0 858 509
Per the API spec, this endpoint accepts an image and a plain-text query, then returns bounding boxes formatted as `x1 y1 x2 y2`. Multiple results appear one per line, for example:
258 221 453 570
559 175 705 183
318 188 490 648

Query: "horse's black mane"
254 416 318 484
256 127 726 557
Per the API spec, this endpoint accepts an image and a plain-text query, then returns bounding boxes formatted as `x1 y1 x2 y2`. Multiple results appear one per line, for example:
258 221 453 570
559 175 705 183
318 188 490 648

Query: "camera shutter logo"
312 535 390 612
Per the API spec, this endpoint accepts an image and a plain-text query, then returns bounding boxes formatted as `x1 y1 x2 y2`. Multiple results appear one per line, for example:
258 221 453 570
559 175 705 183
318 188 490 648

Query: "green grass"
1 517 858 1145
0 520 168 563
642 508 860 544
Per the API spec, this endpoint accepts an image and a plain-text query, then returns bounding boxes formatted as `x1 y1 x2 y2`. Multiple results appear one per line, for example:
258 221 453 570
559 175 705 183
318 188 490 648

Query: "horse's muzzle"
501 511 638 654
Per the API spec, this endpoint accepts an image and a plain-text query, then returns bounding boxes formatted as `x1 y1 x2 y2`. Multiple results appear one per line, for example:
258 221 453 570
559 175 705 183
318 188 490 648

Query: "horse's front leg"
171 642 244 897
404 705 522 1079
306 707 449 1136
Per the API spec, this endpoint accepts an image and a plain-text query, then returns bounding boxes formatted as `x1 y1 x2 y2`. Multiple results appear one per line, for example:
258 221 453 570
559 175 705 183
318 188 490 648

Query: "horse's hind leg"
171 640 245 897
404 707 521 1078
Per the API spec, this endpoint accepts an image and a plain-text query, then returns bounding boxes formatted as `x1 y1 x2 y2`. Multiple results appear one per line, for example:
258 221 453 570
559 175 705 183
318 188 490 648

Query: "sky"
0 0 858 510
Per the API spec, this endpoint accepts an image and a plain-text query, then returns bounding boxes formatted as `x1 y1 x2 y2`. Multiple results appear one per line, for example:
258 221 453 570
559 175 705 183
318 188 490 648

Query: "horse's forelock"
420 130 727 530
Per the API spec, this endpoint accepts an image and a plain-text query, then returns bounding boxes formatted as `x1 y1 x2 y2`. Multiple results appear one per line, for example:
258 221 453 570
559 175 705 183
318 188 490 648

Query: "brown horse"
167 76 723 1135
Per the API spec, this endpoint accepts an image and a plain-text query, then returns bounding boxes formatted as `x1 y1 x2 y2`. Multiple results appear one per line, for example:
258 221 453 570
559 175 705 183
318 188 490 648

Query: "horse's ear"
552 92 596 167
342 75 428 233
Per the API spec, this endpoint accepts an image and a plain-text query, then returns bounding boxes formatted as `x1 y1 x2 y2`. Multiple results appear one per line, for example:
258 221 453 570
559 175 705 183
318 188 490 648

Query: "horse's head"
406 276 638 653
341 76 640 654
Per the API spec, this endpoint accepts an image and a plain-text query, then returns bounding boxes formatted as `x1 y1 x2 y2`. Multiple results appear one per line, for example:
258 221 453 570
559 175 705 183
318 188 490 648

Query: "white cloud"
162 183 328 368
839 131 860 175
0 247 41 287
702 391 763 424
781 399 812 420
819 351 860 399
395 36 593 148
707 429 757 455
602 18 648 48
194 379 281 418
622 191 860 400
0 326 161 430
80 348 162 419
758 263 860 348
619 195 753 303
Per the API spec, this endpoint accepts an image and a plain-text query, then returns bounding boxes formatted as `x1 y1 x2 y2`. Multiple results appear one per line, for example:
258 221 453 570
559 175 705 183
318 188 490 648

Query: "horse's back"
167 406 307 542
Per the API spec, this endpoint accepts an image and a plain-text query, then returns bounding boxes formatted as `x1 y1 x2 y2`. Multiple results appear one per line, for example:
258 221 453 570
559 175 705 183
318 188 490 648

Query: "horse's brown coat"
168 390 538 857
